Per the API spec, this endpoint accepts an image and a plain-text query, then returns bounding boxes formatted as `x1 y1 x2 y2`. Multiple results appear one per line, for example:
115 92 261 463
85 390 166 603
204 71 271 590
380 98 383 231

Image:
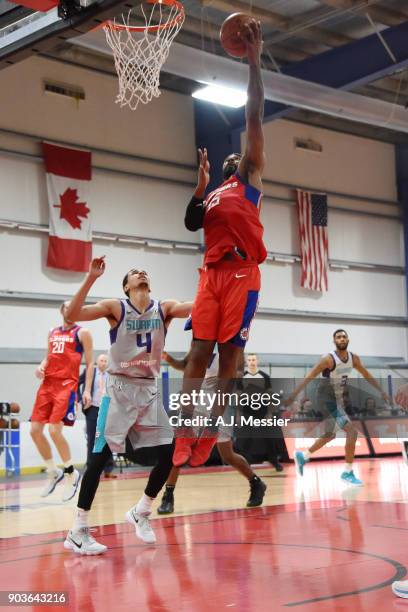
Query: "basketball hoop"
103 0 185 111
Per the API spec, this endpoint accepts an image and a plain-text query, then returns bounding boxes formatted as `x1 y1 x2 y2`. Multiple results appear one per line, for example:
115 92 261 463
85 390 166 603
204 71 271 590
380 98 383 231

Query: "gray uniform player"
98 297 173 454
318 349 355 433
63 257 192 554
285 329 390 486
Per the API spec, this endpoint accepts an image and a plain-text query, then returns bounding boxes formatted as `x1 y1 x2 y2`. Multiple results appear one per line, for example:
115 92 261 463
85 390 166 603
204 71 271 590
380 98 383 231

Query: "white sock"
44 458 57 475
134 494 154 516
345 463 353 473
303 450 311 460
73 508 89 531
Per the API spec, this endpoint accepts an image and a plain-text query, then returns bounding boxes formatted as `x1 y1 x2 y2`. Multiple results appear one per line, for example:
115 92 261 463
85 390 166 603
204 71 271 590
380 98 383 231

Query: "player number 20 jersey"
45 325 83 381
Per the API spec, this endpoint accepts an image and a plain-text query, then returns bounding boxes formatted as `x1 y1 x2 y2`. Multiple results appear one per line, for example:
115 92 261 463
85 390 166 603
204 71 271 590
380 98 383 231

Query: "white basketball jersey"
108 299 165 379
324 351 353 379
322 350 354 397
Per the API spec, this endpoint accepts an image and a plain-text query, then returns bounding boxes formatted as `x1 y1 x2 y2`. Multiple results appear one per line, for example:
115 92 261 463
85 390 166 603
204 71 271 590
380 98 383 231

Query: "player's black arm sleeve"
185 196 205 231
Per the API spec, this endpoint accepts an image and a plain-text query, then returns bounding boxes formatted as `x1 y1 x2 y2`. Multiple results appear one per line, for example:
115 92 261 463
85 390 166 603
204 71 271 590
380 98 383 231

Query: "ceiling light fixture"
192 84 247 108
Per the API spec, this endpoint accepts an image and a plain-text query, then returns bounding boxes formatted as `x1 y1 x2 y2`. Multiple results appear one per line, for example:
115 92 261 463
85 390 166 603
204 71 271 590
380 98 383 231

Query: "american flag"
296 190 329 292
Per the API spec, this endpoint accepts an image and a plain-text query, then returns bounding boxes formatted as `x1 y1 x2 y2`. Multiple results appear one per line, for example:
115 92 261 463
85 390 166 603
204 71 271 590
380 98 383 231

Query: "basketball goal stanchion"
102 0 185 111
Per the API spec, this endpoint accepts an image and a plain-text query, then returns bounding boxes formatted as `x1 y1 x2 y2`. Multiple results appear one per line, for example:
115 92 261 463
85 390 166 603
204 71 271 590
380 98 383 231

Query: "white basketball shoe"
126 508 156 544
64 528 107 555
40 468 64 497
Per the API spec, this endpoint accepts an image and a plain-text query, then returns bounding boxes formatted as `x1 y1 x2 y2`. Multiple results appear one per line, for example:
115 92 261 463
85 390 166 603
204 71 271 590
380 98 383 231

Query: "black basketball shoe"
246 477 267 507
157 488 175 514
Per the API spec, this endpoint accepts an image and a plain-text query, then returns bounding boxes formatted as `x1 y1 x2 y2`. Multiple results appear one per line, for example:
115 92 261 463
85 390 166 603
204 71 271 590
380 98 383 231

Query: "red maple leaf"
54 188 90 230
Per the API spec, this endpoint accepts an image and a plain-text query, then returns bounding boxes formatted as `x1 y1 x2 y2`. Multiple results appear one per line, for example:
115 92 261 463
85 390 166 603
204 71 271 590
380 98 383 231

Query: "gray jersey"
108 298 166 379
321 350 354 401
322 351 354 380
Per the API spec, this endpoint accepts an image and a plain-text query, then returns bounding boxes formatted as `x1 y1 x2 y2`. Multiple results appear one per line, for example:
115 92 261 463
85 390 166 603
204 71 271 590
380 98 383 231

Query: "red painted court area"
1 499 407 611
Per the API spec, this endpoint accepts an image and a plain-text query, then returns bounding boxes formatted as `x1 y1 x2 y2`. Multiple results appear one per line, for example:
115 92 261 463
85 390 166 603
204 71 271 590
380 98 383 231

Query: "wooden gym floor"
0 457 407 611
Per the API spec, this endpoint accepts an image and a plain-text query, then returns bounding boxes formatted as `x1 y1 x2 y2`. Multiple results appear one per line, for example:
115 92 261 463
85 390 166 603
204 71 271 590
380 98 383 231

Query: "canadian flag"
43 142 92 272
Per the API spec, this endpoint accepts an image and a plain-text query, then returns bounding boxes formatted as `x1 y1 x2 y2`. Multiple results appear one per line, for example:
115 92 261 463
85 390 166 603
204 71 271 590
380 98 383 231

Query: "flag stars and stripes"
296 190 329 292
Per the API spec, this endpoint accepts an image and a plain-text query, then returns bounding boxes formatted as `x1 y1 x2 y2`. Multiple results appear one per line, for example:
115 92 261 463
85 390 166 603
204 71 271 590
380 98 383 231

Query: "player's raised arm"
184 148 209 231
65 257 120 324
160 300 193 324
352 354 391 403
238 20 265 190
285 355 334 406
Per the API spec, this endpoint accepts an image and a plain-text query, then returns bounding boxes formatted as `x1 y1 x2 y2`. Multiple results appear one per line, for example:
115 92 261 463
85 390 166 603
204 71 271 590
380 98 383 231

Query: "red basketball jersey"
44 325 83 381
203 173 267 265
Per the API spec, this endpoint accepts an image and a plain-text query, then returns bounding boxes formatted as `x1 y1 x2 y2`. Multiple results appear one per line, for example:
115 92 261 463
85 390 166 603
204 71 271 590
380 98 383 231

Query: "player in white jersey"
285 329 390 486
157 341 267 513
63 257 192 554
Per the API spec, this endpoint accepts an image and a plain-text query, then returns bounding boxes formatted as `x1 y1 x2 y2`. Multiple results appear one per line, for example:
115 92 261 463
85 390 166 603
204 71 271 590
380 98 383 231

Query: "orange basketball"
220 13 253 58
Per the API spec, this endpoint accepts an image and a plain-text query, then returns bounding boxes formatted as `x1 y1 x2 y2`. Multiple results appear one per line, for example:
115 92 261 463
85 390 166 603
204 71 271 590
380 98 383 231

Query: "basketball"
220 13 253 58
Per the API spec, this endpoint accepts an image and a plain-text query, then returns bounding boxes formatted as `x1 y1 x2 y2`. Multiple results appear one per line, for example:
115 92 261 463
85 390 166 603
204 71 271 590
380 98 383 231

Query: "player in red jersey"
30 302 94 501
174 19 266 467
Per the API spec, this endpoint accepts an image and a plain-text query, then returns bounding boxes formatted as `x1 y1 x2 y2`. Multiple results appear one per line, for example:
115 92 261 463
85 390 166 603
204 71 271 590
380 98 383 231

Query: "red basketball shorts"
191 261 260 346
31 378 77 425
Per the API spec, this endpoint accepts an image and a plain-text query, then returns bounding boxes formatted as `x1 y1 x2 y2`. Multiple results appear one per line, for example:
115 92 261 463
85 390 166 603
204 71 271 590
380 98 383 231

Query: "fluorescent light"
192 85 247 108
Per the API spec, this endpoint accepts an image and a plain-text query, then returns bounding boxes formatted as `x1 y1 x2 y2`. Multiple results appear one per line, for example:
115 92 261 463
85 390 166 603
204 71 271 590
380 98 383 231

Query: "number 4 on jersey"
136 332 152 354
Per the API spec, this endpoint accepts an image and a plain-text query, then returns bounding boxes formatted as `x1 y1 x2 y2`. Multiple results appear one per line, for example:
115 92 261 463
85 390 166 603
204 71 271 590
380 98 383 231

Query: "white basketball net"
104 1 185 111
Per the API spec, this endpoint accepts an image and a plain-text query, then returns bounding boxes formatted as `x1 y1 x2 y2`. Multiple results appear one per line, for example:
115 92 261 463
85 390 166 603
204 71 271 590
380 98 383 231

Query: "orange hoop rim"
103 0 185 33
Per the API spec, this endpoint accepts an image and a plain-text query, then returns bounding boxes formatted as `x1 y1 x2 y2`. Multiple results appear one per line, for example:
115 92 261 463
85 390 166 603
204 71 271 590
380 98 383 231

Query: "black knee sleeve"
77 444 113 511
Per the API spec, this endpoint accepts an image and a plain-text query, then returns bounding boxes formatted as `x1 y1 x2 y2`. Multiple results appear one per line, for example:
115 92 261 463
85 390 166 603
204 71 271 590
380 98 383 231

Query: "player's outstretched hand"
197 148 210 192
240 20 263 66
162 351 169 362
396 384 408 410
88 256 106 279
